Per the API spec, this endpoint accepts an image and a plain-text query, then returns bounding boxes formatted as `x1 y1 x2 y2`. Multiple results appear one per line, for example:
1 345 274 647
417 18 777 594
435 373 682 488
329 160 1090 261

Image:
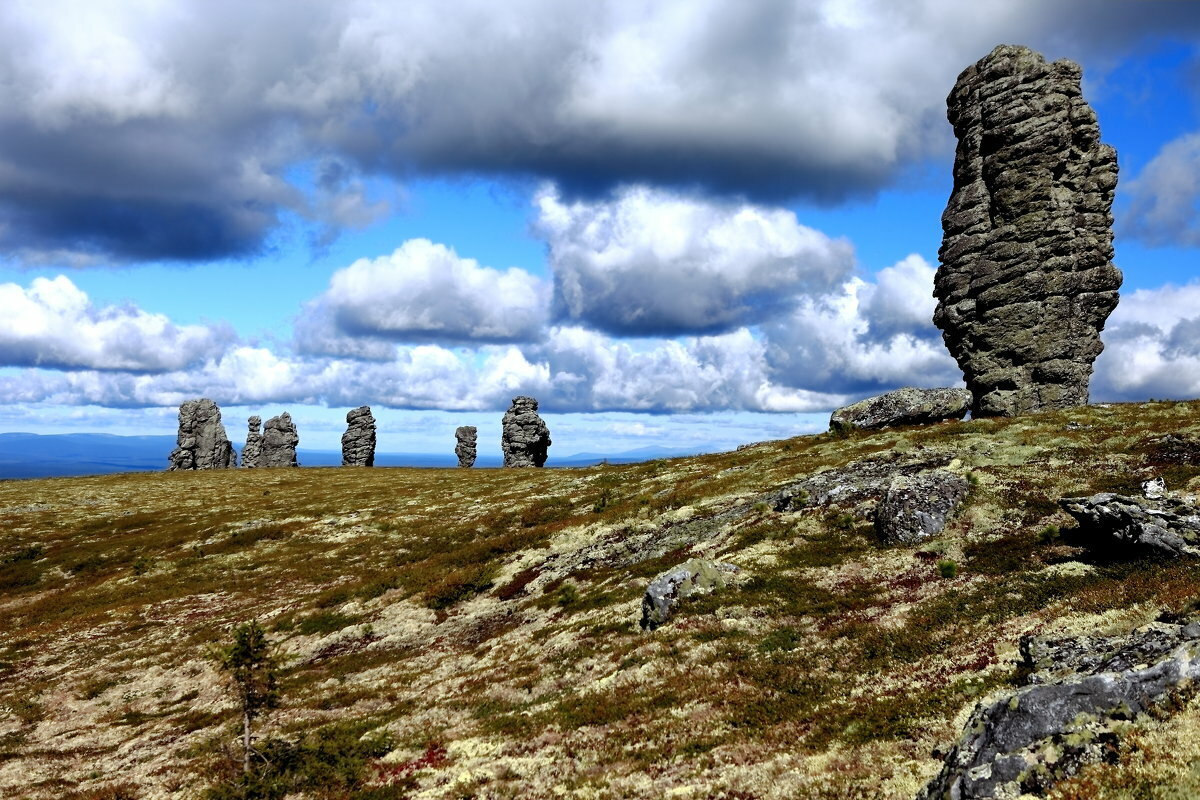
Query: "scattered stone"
260 412 299 468
341 406 376 467
455 425 477 468
829 387 971 432
920 619 1200 799
167 398 235 470
934 44 1121 417
241 416 262 468
1142 476 1167 500
875 470 970 544
1058 492 1200 558
501 396 551 468
640 558 739 631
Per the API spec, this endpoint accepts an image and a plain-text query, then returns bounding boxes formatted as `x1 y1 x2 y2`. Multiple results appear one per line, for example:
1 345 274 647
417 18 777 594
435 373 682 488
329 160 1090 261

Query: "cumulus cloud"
764 254 962 396
536 185 854 336
3 0 1199 262
1092 282 1200 401
295 239 548 351
0 275 233 371
1121 133 1200 247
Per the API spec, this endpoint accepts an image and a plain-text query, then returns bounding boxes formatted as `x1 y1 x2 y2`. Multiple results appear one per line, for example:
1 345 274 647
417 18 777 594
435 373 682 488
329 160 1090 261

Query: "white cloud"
0 275 233 371
535 185 854 335
764 254 962 395
297 239 549 350
4 0 1197 262
1121 132 1200 247
1092 282 1200 401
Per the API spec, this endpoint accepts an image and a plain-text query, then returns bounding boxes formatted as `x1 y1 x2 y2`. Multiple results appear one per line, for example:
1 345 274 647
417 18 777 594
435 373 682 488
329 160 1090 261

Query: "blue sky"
2 1 1200 458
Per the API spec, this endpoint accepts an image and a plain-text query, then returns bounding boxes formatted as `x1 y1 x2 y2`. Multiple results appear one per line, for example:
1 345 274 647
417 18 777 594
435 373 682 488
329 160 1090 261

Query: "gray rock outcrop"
875 470 970 544
768 452 951 515
640 558 738 631
501 396 551 468
167 398 235 470
920 619 1200 799
829 387 971 432
241 416 262 468
1058 491 1200 558
934 44 1122 417
455 425 477 468
260 412 299 468
341 406 376 467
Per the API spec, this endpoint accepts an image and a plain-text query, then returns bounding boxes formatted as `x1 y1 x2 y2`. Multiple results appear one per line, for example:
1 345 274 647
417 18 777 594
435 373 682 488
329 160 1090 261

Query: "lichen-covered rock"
768 453 952 515
167 398 235 470
875 470 970 544
455 425 477 468
261 412 299 468
501 396 551 468
1058 492 1200 558
934 44 1121 417
241 416 262 468
920 620 1200 800
829 387 971 432
341 406 376 467
640 558 738 631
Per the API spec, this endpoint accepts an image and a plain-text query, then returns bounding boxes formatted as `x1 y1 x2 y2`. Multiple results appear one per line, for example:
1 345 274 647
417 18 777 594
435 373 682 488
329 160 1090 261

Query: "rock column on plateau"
934 44 1121 417
260 412 299 468
455 425 477 468
241 416 262 468
341 406 376 466
501 396 551 468
167 398 236 470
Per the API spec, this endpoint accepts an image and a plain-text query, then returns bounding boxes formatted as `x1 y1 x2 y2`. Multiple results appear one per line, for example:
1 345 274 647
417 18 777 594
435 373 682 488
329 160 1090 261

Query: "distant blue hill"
0 433 699 479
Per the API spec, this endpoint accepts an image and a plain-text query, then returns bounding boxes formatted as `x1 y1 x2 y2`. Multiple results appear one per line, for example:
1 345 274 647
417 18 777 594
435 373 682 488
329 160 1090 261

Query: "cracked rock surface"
261 412 299 468
501 396 551 468
341 406 376 467
166 398 235 470
455 425 477 468
934 44 1121 417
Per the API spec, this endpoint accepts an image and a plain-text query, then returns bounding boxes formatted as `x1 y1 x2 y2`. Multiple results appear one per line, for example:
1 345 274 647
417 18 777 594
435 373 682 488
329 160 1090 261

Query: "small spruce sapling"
217 620 280 775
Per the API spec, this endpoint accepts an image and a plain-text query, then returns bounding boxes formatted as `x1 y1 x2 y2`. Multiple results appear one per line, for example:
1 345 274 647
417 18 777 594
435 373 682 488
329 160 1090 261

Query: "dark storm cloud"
3 0 1200 264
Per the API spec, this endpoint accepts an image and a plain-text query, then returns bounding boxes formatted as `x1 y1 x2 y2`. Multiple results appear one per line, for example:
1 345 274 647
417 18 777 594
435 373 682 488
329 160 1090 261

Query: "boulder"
167 398 235 470
875 470 970 544
920 620 1200 799
501 396 551 468
341 406 376 467
241 416 262 468
1058 492 1200 558
829 387 971 432
768 453 952 515
260 412 299 468
640 558 738 631
455 425 477 468
934 45 1121 417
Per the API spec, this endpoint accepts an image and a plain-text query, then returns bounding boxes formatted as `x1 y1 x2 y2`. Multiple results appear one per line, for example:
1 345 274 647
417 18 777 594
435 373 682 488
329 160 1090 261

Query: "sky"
2 0 1200 459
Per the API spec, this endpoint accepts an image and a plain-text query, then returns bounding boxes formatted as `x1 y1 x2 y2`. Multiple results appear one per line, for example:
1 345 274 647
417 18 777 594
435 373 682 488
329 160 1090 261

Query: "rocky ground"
4 401 1200 799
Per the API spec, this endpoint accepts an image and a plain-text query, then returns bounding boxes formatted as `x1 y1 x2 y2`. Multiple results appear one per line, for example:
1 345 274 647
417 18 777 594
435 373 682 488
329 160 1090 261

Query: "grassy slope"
4 402 1200 799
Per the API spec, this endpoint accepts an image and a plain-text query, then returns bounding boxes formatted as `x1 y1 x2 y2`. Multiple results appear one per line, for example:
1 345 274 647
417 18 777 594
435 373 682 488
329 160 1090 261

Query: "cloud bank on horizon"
2 0 1200 438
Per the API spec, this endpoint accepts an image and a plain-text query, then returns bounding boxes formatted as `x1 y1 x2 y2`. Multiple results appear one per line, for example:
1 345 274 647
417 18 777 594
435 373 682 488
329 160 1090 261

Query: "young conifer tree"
217 620 280 774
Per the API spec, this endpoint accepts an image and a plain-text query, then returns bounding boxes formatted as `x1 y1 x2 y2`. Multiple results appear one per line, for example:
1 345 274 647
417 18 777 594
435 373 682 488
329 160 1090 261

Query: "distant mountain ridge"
0 432 699 479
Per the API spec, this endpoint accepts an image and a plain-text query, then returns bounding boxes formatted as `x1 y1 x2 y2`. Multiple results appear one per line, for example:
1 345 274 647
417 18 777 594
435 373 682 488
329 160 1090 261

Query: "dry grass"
2 401 1200 798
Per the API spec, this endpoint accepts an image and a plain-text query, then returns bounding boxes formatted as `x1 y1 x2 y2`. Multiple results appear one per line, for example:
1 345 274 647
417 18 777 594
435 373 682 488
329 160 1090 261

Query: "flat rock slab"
830 387 971 432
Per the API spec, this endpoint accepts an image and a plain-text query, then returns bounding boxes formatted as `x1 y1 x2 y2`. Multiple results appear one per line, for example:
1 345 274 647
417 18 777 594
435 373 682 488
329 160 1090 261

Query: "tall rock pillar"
167 398 236 470
501 397 550 468
934 44 1121 417
341 406 377 466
